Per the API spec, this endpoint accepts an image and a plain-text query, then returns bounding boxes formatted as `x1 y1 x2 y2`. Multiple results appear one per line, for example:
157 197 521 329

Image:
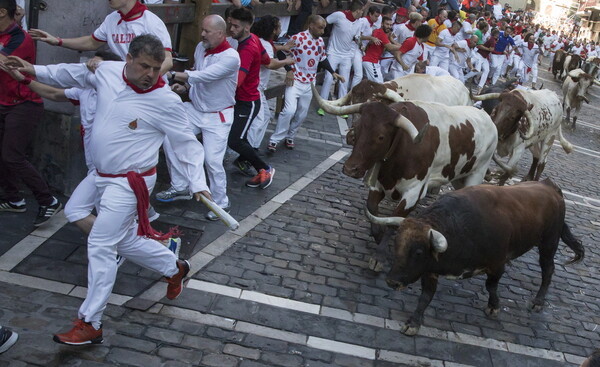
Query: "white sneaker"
155 187 192 202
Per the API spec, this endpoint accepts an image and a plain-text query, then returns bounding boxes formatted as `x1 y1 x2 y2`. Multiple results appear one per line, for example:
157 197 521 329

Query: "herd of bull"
311 71 589 336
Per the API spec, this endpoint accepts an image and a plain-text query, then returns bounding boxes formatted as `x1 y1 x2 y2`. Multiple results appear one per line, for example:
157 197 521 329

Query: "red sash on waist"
96 167 179 241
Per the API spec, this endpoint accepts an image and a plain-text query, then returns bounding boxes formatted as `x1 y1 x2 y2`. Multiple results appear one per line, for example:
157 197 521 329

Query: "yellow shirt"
426 19 447 45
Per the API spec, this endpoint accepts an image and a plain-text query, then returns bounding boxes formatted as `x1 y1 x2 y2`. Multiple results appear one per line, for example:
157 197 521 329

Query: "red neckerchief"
527 42 534 50
364 15 375 27
122 67 165 94
406 22 416 31
205 39 232 56
343 10 356 22
117 1 148 25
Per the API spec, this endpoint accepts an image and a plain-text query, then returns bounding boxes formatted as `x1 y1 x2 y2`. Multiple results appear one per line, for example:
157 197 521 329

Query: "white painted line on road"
554 141 600 158
0 212 68 271
0 270 75 295
175 279 583 364
307 336 377 359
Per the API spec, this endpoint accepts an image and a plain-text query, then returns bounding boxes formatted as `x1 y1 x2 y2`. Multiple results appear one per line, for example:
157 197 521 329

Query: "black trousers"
227 99 270 172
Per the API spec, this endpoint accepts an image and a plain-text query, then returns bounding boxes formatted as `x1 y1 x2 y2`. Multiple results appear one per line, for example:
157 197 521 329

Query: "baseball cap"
396 7 408 17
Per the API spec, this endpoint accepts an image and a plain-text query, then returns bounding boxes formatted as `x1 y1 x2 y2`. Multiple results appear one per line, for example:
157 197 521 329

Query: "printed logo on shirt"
307 59 315 67
128 119 138 130
112 33 136 44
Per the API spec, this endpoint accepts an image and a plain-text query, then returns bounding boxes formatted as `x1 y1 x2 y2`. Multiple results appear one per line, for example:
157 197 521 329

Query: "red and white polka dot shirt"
289 30 327 84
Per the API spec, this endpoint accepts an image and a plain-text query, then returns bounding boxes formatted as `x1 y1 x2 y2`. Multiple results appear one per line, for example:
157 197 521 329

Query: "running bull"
474 88 573 184
562 68 600 129
367 179 584 336
313 88 498 271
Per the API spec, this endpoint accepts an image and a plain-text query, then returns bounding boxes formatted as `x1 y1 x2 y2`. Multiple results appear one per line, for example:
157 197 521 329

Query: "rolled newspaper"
197 194 239 230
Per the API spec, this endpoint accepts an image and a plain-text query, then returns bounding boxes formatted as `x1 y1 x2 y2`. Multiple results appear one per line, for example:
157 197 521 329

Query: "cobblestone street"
0 61 599 366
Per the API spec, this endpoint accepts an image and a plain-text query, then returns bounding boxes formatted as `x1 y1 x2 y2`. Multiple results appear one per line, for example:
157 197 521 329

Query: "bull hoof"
530 300 544 312
400 323 420 336
368 257 385 272
484 306 499 317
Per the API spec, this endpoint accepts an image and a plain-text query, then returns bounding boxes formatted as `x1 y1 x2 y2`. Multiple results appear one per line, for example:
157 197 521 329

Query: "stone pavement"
0 62 598 366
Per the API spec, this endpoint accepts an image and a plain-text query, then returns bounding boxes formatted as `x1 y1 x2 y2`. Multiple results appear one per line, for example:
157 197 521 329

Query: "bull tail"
561 222 584 265
557 125 574 153
492 154 515 174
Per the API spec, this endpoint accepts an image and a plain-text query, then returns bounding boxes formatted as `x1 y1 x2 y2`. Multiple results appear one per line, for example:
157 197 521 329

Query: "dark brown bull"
563 54 582 80
552 49 566 79
367 179 584 336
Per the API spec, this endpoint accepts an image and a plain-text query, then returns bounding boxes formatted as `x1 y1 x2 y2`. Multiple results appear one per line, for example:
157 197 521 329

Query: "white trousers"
380 58 394 80
429 52 450 71
423 44 436 61
79 173 178 324
490 53 508 84
362 62 384 83
351 48 364 89
319 53 352 100
165 103 233 207
64 170 99 223
472 52 490 88
518 61 538 85
448 63 465 83
270 81 311 143
247 89 270 149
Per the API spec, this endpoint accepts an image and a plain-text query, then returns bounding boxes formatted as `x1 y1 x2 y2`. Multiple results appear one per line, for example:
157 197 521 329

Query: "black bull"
366 179 584 336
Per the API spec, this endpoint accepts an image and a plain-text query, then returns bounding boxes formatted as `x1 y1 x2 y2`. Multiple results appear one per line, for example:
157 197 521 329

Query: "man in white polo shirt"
28 0 173 74
316 1 362 116
391 24 432 78
157 15 239 220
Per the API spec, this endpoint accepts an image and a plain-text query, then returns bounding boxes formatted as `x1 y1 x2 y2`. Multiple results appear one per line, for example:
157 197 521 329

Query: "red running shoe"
245 167 275 189
53 319 103 345
166 259 190 300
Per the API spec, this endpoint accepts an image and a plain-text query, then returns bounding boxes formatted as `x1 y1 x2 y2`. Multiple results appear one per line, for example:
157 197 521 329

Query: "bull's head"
342 102 426 178
489 91 535 141
568 70 596 103
365 209 447 289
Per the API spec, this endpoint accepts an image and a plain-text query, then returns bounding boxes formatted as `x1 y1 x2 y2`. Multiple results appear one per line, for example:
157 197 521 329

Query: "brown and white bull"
314 89 498 271
322 73 471 114
475 88 573 184
562 68 599 129
367 179 584 336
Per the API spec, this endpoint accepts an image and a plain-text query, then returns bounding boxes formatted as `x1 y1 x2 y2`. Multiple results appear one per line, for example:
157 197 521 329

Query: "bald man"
158 15 240 219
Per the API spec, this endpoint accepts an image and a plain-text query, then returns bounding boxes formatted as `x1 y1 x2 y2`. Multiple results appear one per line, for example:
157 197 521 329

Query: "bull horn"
311 83 363 115
583 96 590 104
328 90 353 106
364 162 381 188
378 88 405 102
594 80 600 86
520 109 535 140
364 206 405 227
429 229 448 253
394 114 420 141
471 92 501 101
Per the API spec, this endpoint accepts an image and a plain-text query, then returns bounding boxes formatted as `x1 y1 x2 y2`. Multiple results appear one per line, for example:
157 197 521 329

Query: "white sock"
91 321 102 330
50 197 58 206
10 199 25 206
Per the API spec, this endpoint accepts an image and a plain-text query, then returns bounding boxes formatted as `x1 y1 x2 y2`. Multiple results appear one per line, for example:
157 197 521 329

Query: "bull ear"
528 103 534 111
571 76 579 82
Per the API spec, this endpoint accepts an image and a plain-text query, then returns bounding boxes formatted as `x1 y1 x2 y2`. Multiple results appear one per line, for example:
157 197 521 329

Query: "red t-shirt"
478 37 496 59
236 33 270 102
362 29 391 64
0 22 43 106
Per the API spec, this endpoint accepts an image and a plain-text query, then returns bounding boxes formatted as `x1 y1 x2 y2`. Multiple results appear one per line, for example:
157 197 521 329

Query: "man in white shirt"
430 20 461 71
268 15 342 152
517 33 541 87
492 0 503 20
317 2 362 116
353 6 381 88
157 15 239 220
456 13 476 42
394 12 423 46
28 0 173 74
391 23 431 78
449 34 478 83
5 35 209 345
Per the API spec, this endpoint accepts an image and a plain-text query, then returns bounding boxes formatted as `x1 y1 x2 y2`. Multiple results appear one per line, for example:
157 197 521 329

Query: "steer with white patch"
367 179 584 336
314 88 498 271
562 68 599 129
322 73 472 111
475 88 573 185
